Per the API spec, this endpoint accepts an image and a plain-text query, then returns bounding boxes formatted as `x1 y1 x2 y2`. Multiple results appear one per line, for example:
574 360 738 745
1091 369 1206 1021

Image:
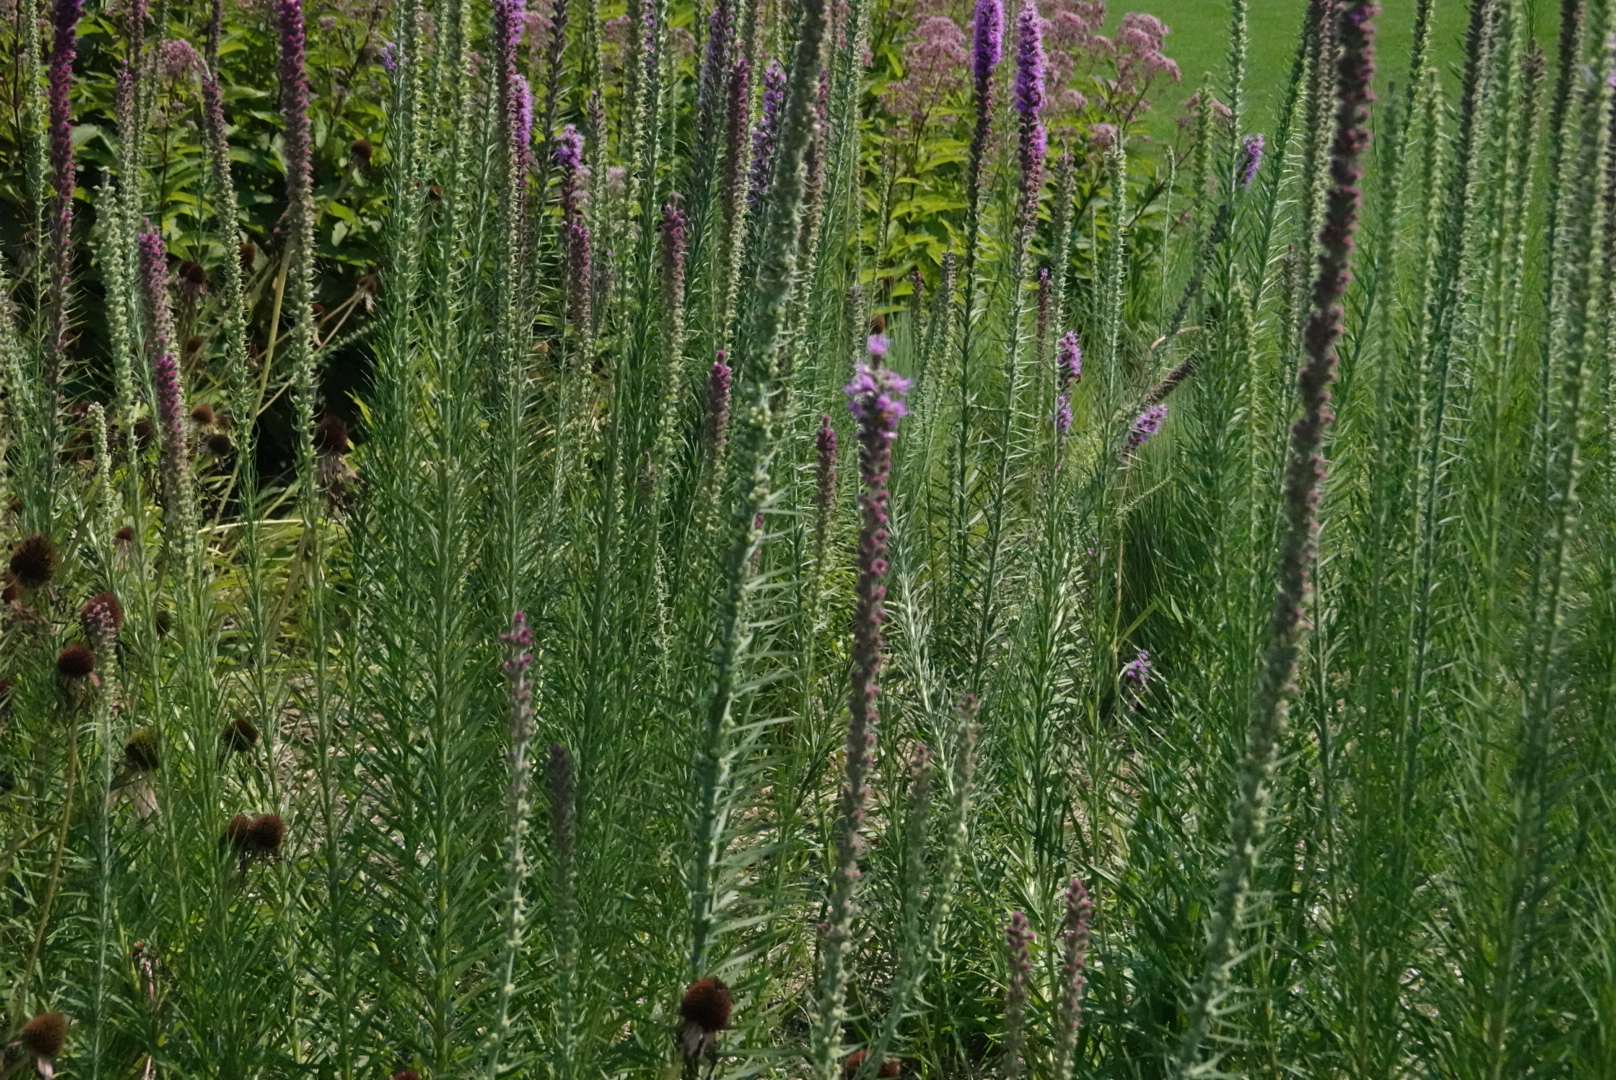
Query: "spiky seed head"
114 526 135 545
313 415 351 455
19 1012 67 1059
248 814 285 855
56 644 95 679
124 729 160 772
223 813 253 850
81 591 124 634
205 433 234 457
221 717 260 753
679 977 732 1033
10 535 57 588
190 401 215 425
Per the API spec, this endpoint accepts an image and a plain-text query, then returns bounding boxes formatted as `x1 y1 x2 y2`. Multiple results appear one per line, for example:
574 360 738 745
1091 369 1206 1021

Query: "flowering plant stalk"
1173 4 1378 1074
812 358 908 1080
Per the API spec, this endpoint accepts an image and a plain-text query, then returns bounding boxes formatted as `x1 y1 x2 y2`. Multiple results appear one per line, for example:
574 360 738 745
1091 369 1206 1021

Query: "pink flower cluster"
882 14 969 129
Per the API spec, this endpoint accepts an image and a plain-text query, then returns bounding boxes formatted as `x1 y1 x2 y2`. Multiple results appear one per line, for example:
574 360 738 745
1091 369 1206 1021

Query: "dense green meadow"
1 0 1613 1076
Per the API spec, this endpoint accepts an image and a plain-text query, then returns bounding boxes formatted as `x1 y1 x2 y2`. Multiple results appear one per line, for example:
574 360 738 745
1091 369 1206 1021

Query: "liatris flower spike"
973 0 1004 90
749 60 788 208
1238 133 1265 190
1052 877 1092 1080
706 354 733 447
1013 0 1046 195
1121 649 1151 688
1053 394 1072 434
1057 331 1082 391
1002 911 1035 1078
1127 403 1167 451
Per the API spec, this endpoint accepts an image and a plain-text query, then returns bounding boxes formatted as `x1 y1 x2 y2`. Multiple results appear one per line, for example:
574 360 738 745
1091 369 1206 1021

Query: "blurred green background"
1115 0 1561 136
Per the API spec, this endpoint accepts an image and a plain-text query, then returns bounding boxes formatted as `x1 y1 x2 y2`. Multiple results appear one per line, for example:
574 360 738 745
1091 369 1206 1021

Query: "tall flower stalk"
139 230 196 557
1002 911 1035 1079
277 0 319 511
485 613 537 1079
968 0 1044 692
1051 878 1092 1080
43 0 85 492
202 0 252 433
1173 4 1378 1074
812 357 908 1080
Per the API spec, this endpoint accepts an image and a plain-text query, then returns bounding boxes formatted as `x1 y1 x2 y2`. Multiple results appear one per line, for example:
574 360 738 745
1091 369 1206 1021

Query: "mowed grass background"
1120 0 1562 138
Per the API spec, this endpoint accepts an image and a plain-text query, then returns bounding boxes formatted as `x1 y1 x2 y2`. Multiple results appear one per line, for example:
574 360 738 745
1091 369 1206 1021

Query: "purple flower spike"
748 59 787 209
1012 1 1045 123
46 0 85 374
1238 133 1265 190
1057 331 1082 391
837 363 909 908
1053 393 1072 434
706 353 733 449
1126 403 1167 450
1052 877 1092 1076
845 364 910 437
1121 649 1151 687
276 0 313 208
816 413 838 520
972 0 1004 89
866 334 891 358
1012 0 1046 234
555 123 585 172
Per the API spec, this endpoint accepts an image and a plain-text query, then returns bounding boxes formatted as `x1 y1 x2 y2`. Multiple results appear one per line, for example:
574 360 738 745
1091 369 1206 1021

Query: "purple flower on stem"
555 123 585 173
517 75 535 153
1126 403 1167 450
972 0 1004 90
720 57 752 227
47 0 85 376
835 361 909 937
1036 267 1051 362
748 59 787 209
276 0 313 216
660 196 687 308
139 230 191 520
1052 878 1092 1078
501 611 534 743
706 353 733 449
1012 0 1046 129
815 412 838 537
1053 393 1072 435
1238 132 1265 190
866 334 891 358
697 0 731 115
566 219 592 330
1003 911 1035 1076
1057 331 1082 391
1120 649 1151 688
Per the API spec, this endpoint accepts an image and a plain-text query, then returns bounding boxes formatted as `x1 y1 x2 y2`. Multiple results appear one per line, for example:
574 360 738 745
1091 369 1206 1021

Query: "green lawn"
1112 0 1561 136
